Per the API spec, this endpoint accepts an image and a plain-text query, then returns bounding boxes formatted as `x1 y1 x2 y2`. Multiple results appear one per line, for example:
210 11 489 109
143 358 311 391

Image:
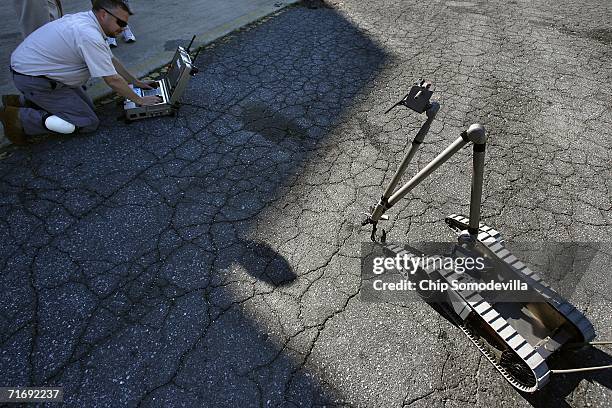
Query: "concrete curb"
89 1 300 102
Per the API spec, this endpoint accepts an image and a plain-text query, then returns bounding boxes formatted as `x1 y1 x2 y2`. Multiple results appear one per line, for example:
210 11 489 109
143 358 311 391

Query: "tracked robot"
361 81 611 391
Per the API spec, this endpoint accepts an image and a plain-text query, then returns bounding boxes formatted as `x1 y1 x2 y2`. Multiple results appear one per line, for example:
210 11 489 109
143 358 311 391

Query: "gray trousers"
12 72 99 136
13 0 63 39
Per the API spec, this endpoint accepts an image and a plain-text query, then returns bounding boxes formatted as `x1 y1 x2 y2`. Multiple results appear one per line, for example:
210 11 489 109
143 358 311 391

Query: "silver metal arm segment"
467 124 486 236
388 124 486 219
361 80 436 242
363 119 487 242
383 102 440 199
387 131 467 208
367 102 440 226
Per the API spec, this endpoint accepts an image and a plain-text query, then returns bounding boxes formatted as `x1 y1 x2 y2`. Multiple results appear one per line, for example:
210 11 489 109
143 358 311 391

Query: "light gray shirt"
11 11 117 87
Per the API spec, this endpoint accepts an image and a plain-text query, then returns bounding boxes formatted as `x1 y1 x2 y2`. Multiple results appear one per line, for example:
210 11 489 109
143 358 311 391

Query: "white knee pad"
44 115 76 134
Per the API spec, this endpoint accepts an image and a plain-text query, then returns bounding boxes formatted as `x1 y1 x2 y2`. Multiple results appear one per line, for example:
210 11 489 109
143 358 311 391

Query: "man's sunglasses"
101 7 128 28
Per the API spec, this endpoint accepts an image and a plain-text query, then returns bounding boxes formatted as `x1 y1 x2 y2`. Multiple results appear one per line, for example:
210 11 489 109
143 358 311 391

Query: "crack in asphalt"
0 0 610 406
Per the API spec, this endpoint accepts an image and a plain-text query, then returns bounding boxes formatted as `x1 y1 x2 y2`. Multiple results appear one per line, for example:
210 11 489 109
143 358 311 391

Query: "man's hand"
138 95 162 106
103 74 162 106
133 80 157 90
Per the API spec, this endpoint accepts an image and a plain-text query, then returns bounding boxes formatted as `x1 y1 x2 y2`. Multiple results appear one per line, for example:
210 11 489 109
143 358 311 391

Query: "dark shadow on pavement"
0 4 387 405
521 346 612 408
239 240 297 286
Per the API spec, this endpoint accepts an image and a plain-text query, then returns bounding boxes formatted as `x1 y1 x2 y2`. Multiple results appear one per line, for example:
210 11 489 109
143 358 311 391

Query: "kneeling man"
1 0 160 145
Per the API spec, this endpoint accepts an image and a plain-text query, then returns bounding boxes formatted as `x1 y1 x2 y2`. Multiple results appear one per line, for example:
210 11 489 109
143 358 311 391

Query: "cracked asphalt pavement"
1 0 611 406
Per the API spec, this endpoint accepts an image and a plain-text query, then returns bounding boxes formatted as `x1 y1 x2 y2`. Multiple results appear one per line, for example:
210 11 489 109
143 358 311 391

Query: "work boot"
0 106 27 145
2 94 24 108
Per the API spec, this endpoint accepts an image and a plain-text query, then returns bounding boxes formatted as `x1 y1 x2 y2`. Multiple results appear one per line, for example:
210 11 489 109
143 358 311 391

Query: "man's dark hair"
92 0 133 15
